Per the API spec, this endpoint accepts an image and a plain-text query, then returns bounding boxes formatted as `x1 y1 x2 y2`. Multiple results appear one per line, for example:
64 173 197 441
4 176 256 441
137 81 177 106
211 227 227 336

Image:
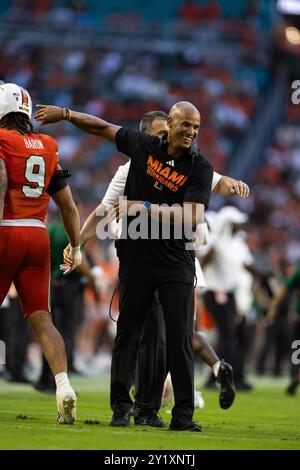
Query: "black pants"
110 256 195 419
0 306 6 344
203 291 236 366
256 313 289 375
234 316 254 383
37 278 83 386
2 298 31 378
52 280 83 367
135 292 167 414
291 317 300 381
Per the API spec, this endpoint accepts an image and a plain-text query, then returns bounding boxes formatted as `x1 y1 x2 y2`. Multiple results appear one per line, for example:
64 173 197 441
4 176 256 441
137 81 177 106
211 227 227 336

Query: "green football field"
0 374 299 450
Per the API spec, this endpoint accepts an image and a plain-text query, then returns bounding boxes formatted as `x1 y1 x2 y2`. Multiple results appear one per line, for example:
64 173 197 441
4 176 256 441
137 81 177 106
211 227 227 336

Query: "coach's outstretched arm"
35 105 120 143
52 186 82 275
0 158 7 221
214 175 249 198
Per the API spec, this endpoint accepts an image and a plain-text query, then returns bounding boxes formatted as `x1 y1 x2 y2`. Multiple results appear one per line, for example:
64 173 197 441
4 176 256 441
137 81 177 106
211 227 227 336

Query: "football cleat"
217 360 235 409
286 380 298 396
57 392 77 425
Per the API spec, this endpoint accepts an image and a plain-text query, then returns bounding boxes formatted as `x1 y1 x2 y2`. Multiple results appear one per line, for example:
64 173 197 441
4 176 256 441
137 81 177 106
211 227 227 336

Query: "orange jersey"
0 129 59 221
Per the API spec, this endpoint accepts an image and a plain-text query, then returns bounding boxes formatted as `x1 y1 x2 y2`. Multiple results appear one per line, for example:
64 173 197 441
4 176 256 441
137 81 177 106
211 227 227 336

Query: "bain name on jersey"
147 155 187 192
24 137 44 150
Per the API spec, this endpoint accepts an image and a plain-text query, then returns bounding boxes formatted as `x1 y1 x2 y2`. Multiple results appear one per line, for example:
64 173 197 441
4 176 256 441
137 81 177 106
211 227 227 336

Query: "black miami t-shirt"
115 127 213 267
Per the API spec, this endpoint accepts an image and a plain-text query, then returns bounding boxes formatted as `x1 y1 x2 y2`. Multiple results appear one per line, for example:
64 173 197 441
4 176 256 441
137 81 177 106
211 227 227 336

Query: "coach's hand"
230 180 249 198
34 105 64 125
60 246 82 275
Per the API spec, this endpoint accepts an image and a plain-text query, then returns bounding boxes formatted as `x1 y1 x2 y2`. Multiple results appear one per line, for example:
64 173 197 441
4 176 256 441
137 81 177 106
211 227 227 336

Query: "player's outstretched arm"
64 202 107 264
80 203 107 247
34 105 120 143
52 186 82 275
0 158 8 221
213 175 249 198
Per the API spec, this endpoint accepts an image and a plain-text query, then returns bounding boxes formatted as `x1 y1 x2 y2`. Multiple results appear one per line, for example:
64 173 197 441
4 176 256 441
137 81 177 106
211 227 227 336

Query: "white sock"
55 372 70 392
212 361 221 378
55 372 76 419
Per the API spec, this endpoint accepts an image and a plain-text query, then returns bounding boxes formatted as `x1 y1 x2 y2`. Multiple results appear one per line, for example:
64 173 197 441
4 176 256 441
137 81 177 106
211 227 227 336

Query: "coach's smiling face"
167 101 201 157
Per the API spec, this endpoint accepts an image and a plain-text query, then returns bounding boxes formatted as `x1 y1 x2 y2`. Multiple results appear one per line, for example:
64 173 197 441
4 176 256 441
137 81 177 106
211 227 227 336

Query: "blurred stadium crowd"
0 0 300 394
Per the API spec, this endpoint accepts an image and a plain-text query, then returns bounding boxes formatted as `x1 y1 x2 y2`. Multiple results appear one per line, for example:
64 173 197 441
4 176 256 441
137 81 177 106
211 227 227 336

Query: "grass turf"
0 375 299 450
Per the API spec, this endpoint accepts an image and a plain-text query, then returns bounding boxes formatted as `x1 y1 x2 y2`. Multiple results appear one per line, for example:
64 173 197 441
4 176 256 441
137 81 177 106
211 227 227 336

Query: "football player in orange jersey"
0 83 81 424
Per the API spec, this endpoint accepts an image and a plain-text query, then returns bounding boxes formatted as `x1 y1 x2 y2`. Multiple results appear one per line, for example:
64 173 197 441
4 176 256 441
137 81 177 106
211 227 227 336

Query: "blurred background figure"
0 285 31 383
199 207 255 390
254 263 290 377
268 265 300 396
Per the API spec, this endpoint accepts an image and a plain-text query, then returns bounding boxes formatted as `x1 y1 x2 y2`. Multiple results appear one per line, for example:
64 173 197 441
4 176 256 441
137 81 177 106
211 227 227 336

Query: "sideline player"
0 83 81 424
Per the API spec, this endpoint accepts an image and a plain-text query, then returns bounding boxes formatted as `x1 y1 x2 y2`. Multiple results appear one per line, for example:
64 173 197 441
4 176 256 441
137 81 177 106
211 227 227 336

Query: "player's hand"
230 180 250 198
63 243 73 265
34 105 63 125
60 246 82 275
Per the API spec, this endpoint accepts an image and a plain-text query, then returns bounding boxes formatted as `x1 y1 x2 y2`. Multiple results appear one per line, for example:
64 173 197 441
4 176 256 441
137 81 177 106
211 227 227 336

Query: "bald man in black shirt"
35 101 213 432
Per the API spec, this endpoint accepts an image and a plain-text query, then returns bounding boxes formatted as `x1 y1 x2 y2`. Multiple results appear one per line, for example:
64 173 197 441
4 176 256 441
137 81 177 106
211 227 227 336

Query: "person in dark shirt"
268 266 300 395
35 100 213 432
64 111 244 423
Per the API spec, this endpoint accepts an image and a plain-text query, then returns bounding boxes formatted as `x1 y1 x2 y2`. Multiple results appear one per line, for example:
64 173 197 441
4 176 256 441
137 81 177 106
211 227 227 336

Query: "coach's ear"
167 115 173 130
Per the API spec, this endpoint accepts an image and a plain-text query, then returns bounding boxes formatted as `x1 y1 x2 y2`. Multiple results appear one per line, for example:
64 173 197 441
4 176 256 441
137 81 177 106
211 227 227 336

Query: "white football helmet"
0 83 32 120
